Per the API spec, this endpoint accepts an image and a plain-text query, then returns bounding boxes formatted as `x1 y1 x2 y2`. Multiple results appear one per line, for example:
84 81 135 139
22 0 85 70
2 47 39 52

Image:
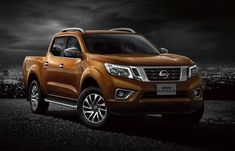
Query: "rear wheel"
77 87 109 128
28 80 49 114
163 103 204 127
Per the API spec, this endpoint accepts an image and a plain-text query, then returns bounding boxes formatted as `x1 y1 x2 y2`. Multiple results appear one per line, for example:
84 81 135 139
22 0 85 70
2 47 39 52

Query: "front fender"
79 66 112 99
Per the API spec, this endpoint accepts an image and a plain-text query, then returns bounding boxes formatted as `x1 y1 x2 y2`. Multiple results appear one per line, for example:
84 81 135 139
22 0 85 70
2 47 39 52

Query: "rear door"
43 36 67 95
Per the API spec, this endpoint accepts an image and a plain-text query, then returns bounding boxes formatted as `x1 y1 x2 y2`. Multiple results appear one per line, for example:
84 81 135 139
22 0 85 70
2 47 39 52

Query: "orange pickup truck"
23 27 204 128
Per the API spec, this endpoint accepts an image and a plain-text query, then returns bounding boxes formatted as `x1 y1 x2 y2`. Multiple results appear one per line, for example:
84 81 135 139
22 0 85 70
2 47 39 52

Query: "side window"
64 37 82 58
66 37 81 50
50 37 67 56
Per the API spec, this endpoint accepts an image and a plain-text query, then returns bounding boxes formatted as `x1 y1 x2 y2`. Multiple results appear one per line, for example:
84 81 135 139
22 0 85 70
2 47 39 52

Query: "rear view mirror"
64 47 82 58
160 48 168 53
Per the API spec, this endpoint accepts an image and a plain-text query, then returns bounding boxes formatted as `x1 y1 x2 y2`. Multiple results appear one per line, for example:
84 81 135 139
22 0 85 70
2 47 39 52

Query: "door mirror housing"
160 48 168 53
64 47 82 58
51 45 62 56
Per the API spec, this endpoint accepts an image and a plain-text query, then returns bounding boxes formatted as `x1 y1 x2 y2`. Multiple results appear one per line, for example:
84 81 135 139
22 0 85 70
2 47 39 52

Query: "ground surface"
0 99 234 151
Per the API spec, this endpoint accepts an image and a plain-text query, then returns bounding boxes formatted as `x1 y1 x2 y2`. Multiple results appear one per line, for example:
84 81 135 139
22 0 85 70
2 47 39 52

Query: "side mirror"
64 47 82 58
160 48 168 53
51 45 62 56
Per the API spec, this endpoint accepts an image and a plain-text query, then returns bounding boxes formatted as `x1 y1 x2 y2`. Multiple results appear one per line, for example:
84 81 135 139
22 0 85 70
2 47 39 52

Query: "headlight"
104 63 134 79
189 64 199 78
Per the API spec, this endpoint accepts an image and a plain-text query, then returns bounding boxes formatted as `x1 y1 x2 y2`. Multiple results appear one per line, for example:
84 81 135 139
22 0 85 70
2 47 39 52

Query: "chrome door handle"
59 64 64 69
44 61 49 67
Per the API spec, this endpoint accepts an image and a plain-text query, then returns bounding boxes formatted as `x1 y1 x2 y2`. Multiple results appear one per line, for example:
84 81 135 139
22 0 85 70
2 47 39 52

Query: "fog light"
117 90 125 97
193 88 201 99
115 88 134 99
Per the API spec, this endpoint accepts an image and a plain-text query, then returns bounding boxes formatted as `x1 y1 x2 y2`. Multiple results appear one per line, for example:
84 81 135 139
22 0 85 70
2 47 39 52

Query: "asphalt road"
0 99 234 151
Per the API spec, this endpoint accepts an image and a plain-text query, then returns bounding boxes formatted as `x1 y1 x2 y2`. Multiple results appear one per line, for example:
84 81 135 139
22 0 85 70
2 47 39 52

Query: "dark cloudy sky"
0 0 234 70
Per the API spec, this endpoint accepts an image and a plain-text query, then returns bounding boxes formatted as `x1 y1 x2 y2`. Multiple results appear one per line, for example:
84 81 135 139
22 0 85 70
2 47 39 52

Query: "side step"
44 96 77 108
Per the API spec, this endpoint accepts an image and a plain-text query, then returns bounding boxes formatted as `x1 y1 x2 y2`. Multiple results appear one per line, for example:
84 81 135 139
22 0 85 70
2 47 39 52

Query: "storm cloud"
0 0 234 69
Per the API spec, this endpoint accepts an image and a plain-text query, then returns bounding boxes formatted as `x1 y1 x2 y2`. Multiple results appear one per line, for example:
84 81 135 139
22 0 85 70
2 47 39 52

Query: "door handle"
59 64 64 69
44 61 49 67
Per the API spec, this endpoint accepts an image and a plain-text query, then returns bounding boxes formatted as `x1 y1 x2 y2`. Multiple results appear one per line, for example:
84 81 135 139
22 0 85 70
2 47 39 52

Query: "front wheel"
28 80 49 114
77 87 109 128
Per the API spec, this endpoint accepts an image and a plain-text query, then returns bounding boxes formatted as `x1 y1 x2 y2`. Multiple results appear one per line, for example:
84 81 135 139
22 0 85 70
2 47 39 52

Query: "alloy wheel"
30 84 39 111
82 93 107 124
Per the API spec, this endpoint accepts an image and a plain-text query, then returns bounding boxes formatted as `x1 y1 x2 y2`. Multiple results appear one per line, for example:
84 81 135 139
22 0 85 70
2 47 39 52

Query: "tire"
28 80 49 114
163 103 204 127
77 87 109 128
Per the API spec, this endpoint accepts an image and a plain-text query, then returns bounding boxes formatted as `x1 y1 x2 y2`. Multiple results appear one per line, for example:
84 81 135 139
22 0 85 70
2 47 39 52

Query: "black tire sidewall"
77 87 109 128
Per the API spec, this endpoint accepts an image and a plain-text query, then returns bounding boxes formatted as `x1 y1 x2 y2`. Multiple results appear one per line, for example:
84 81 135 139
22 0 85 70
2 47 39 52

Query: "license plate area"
156 83 176 95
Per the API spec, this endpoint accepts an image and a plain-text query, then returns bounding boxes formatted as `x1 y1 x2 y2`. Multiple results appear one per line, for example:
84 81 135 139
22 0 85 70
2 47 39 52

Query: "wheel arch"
26 65 46 98
81 77 100 91
79 67 108 98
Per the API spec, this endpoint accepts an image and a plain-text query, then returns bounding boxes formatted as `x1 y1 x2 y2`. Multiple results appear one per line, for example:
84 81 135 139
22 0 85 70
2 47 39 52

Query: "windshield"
84 34 160 54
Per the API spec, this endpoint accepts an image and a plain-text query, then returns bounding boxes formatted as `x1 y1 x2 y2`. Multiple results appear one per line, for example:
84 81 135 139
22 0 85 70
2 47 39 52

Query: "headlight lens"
189 64 199 78
104 63 134 79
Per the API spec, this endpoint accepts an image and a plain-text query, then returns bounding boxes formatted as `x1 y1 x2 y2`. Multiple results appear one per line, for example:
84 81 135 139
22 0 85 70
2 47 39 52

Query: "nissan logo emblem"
159 70 169 79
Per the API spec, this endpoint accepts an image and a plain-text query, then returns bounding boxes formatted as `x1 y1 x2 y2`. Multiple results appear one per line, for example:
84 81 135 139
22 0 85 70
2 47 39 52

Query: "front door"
56 36 83 99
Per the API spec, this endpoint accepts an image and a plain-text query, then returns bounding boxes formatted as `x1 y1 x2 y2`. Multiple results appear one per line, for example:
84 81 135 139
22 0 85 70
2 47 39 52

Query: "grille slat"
144 67 181 81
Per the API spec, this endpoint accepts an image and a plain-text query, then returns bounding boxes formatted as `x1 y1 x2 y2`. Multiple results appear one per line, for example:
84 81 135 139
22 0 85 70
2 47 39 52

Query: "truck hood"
87 53 194 66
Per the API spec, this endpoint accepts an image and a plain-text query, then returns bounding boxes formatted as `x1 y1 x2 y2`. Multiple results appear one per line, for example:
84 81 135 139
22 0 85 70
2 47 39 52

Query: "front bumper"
103 74 203 115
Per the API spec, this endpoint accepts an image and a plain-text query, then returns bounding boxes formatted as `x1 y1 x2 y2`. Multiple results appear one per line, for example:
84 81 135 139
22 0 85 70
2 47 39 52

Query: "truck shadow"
105 115 235 150
47 110 235 150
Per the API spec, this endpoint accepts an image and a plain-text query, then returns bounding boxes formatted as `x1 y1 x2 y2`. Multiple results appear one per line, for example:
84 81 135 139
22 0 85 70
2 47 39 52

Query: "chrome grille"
144 68 181 81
